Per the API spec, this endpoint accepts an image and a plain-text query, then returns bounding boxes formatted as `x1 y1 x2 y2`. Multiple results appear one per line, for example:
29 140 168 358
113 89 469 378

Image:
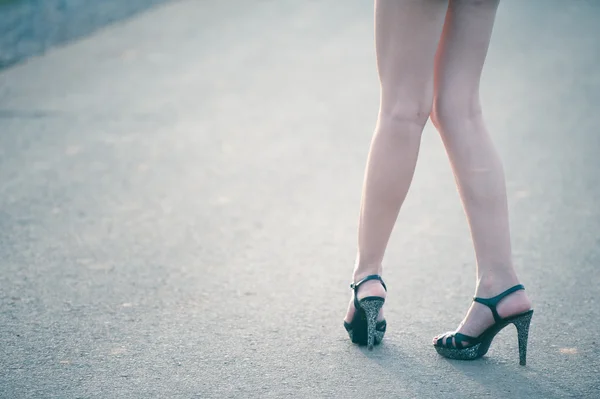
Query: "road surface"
1 1 599 397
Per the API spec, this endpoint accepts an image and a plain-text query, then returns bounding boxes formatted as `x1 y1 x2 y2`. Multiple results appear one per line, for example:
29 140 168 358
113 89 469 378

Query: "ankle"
475 272 520 297
352 261 382 283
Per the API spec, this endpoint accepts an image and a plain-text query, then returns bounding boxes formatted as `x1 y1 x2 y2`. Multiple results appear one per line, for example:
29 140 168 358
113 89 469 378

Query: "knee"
379 93 432 133
431 90 483 132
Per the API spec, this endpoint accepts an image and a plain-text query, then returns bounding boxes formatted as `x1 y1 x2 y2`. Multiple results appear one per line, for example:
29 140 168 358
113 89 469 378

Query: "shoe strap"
473 284 525 323
452 332 477 349
350 275 387 310
350 274 387 292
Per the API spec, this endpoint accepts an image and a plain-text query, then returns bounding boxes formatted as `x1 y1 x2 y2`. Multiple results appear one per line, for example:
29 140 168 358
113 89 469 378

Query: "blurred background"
0 0 168 68
0 1 599 398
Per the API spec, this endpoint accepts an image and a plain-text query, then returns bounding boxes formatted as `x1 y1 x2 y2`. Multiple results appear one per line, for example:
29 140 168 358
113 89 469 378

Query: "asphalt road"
1 1 599 398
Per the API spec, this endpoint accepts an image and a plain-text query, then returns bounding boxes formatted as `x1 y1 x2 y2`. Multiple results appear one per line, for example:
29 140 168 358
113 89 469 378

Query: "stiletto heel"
343 275 387 348
433 284 534 365
513 310 533 365
360 297 385 350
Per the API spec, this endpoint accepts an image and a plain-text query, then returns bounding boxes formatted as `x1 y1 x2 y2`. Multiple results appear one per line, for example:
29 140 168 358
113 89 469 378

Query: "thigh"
375 0 448 118
433 0 500 110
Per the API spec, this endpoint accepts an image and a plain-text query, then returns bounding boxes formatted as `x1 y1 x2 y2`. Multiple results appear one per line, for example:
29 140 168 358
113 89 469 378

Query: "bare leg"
345 0 448 323
431 0 531 345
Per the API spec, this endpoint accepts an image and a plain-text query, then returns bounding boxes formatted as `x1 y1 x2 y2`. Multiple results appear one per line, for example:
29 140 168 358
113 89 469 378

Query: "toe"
433 331 457 347
433 333 445 346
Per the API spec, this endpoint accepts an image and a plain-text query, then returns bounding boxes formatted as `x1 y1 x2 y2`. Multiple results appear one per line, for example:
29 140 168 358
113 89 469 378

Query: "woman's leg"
431 0 531 345
345 0 448 322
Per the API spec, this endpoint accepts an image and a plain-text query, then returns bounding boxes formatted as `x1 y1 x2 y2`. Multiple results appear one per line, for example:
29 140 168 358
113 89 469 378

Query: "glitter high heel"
433 284 533 365
343 275 387 350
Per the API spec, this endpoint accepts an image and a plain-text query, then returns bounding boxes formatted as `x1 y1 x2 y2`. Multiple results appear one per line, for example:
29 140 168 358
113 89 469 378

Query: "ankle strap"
473 284 525 323
350 275 387 292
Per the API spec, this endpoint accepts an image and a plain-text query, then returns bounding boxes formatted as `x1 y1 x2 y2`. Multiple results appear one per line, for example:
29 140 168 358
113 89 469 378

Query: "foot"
433 282 532 348
343 279 387 324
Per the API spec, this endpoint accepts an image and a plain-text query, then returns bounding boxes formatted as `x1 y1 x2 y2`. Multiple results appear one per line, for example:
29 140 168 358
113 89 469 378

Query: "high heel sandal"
343 274 387 350
433 284 533 365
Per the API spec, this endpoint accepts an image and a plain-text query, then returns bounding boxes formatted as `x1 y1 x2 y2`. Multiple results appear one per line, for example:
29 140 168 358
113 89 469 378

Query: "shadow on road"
447 359 576 397
353 340 577 397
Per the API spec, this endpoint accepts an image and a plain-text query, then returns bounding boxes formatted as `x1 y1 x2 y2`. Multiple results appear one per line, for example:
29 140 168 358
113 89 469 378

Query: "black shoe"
433 284 533 365
343 274 387 350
